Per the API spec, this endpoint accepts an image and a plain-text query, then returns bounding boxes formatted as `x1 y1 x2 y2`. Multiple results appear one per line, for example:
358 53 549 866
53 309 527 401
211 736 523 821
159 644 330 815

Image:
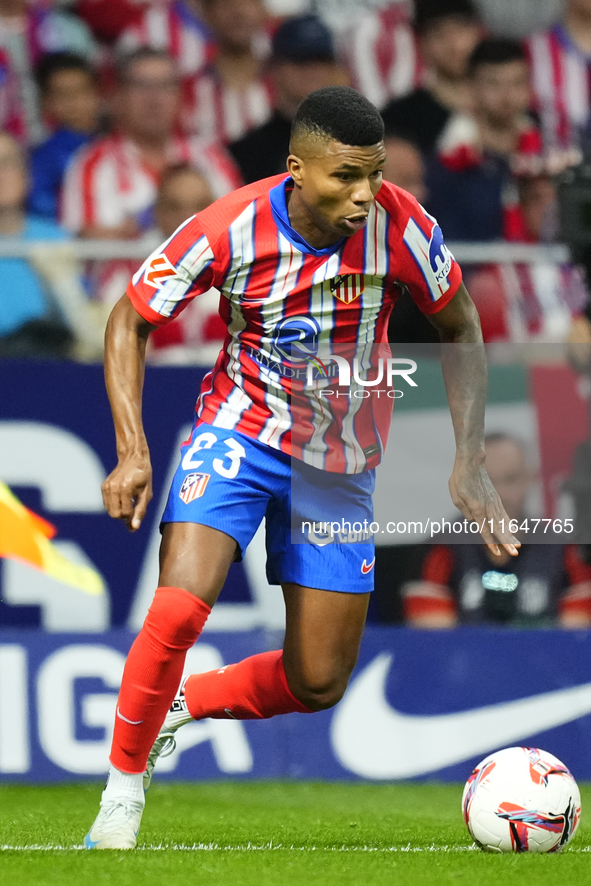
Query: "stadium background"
2 0 591 803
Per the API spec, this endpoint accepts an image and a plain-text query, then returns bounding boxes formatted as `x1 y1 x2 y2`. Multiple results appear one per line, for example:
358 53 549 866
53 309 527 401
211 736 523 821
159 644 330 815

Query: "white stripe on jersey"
211 384 253 430
257 232 305 447
364 202 389 278
299 254 343 469
312 252 341 286
224 201 257 297
341 377 372 474
148 235 214 317
131 216 195 287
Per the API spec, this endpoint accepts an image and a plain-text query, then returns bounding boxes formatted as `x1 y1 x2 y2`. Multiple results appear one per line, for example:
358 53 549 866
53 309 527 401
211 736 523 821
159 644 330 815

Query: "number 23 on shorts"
182 431 246 479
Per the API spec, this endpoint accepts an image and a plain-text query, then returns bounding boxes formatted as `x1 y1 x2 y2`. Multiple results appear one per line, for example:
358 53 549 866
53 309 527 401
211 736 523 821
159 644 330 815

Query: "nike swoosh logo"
116 707 143 725
331 653 591 779
361 557 375 574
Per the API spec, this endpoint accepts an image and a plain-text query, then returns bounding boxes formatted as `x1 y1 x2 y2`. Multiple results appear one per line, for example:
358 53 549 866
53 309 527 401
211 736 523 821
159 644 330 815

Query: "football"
462 747 581 853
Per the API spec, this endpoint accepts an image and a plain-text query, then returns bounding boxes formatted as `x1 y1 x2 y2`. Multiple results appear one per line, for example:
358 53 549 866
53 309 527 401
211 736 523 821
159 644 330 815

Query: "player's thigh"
159 422 278 604
281 582 369 709
158 522 238 607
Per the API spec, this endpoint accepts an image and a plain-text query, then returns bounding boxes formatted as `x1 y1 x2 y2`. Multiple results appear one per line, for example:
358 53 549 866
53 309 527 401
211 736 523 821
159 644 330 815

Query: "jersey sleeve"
126 216 220 326
393 193 462 315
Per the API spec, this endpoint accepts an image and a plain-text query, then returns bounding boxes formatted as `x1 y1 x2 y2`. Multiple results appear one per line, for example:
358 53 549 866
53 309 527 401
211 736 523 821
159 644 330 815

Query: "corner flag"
0 481 104 595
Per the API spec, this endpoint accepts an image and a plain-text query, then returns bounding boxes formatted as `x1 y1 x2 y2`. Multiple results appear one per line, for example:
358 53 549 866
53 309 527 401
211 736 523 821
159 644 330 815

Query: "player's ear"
287 154 304 185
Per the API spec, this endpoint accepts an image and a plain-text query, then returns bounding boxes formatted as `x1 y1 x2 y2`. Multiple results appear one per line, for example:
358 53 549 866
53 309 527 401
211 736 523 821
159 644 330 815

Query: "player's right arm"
102 214 223 530
102 295 157 532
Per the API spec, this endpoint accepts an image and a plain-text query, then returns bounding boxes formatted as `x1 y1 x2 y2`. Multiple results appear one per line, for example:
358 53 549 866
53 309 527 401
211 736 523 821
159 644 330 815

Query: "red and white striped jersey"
117 0 214 77
466 261 587 343
181 67 274 143
340 4 422 110
127 175 462 473
61 133 242 234
526 25 591 151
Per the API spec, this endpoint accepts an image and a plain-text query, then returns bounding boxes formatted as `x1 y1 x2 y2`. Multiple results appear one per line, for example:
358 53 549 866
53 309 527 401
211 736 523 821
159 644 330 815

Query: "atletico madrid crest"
179 472 210 504
330 274 365 304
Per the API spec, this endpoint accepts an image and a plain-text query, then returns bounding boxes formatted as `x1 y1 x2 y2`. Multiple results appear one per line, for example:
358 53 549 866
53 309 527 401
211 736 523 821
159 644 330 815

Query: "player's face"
288 140 386 242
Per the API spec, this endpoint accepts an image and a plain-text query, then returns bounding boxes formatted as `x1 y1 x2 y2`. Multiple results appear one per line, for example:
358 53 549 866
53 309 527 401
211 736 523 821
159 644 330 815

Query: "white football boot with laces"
84 796 144 850
144 676 193 791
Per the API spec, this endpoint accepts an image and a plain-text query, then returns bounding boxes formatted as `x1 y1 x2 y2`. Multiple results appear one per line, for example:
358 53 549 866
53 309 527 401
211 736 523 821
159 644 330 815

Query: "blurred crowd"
2 0 591 360
3 0 591 632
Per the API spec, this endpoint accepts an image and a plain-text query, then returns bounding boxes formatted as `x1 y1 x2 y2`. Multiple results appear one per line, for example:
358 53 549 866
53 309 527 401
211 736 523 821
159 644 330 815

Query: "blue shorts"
161 421 376 593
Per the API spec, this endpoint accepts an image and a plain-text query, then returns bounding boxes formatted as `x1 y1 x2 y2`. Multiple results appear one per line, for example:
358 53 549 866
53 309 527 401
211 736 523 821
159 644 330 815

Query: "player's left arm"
428 283 520 557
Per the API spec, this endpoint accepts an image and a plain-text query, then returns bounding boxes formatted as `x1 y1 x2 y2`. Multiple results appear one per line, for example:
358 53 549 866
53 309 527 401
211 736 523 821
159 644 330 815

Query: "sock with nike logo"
110 586 210 773
183 650 313 720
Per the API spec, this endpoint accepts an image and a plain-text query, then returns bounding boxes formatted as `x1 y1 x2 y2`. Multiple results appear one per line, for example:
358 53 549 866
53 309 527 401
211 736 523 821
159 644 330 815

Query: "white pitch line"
0 843 477 853
2 843 591 854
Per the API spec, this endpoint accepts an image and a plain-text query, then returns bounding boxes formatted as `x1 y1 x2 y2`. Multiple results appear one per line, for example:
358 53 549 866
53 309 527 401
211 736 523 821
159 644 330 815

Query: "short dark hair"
414 0 479 36
291 86 384 148
35 51 96 94
469 37 527 75
115 47 176 86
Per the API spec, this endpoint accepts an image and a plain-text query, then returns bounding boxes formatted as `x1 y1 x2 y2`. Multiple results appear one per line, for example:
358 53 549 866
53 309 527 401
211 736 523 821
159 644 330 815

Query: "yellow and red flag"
0 481 104 595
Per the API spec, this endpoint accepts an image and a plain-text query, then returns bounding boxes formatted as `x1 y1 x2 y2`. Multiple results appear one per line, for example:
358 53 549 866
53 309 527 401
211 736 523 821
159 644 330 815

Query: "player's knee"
288 673 349 712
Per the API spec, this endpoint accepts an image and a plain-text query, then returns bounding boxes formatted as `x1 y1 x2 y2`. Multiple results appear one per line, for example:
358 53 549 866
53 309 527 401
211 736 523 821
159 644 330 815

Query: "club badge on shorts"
179 472 210 504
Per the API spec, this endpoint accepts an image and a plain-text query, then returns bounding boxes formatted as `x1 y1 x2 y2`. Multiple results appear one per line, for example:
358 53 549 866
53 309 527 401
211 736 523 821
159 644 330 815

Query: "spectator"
181 0 273 143
229 14 346 183
147 163 226 365
382 133 437 344
425 37 541 241
0 131 101 360
527 0 591 152
403 433 591 628
29 52 100 220
61 48 242 240
381 0 482 154
382 133 427 204
466 170 586 343
340 1 421 109
118 0 214 78
0 0 97 144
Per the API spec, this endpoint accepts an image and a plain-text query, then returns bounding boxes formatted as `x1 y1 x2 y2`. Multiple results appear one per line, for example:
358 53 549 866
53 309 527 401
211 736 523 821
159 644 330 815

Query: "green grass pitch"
1 782 590 886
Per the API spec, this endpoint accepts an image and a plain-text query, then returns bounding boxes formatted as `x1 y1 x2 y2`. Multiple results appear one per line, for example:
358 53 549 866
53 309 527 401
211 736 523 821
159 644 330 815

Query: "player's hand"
449 458 520 557
102 454 153 532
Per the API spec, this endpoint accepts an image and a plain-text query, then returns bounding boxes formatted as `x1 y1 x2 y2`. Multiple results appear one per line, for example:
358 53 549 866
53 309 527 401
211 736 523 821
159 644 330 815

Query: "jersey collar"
269 176 346 257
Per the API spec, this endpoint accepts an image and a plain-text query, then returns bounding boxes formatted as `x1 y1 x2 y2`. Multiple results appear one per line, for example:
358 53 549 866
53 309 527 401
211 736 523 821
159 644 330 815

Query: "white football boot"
143 676 193 792
84 797 144 850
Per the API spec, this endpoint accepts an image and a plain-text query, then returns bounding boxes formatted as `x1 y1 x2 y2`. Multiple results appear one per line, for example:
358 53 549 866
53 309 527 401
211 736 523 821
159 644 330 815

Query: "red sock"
183 649 313 720
110 586 210 773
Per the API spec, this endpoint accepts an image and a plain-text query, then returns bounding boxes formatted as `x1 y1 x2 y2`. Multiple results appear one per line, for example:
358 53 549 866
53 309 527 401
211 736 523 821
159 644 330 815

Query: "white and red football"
462 746 581 853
